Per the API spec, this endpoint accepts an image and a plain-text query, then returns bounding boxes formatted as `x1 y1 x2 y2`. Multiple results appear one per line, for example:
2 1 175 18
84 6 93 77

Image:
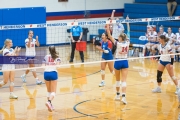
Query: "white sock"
36 78 39 81
23 73 26 77
10 92 13 95
101 80 105 83
0 81 5 86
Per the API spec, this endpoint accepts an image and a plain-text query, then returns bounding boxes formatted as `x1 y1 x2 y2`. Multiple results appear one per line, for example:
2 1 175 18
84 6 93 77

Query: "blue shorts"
44 71 58 81
160 60 170 66
114 59 129 70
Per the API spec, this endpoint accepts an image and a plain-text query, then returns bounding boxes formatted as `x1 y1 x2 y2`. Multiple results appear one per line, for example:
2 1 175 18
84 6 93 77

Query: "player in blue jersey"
95 32 114 87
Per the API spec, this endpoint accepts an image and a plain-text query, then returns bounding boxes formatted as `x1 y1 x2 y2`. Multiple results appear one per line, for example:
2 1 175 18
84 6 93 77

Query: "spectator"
69 19 84 63
167 0 177 16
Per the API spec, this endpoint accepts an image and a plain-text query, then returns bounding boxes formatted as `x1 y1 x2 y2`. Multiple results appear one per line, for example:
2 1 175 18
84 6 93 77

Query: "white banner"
0 16 180 30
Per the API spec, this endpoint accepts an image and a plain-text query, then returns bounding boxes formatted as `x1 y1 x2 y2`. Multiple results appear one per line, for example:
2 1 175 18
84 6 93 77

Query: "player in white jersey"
43 46 60 112
152 25 166 58
152 35 179 94
175 28 180 52
111 10 124 41
143 26 157 56
0 39 21 99
21 30 42 85
107 24 129 104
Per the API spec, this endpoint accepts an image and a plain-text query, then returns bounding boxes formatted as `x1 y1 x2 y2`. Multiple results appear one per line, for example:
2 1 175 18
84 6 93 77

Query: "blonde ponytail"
0 39 12 54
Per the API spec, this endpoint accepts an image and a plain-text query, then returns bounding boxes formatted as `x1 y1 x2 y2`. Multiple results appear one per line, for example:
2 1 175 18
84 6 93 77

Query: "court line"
72 99 109 118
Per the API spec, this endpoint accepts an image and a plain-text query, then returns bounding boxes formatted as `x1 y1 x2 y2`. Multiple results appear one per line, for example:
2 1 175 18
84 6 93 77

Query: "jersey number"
31 44 34 47
122 47 128 52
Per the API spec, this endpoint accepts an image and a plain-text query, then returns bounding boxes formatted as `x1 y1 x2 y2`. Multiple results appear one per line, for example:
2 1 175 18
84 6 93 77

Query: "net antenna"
84 0 91 18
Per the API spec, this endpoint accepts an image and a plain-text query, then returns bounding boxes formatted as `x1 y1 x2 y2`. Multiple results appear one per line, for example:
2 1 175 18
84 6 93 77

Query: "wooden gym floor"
0 45 180 120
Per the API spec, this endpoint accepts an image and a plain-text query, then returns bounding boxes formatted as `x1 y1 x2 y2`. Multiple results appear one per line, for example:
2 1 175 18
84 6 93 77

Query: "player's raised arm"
106 24 115 44
35 36 40 47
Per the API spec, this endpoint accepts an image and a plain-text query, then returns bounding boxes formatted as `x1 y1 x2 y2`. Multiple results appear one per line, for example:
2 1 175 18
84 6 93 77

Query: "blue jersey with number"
101 40 113 60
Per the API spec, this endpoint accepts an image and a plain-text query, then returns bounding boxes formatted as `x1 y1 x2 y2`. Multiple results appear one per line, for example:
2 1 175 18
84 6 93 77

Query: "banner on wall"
0 16 180 30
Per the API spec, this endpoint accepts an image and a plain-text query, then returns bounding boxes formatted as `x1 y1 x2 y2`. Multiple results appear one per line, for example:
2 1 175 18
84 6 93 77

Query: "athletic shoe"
9 93 18 99
121 97 127 104
69 59 73 63
152 87 161 93
36 80 42 85
45 101 53 112
175 87 180 95
99 81 105 87
114 95 120 101
21 75 26 83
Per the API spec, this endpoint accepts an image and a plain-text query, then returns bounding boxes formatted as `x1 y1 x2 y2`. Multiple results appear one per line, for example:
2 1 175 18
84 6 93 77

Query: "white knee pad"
177 47 180 52
171 76 177 81
9 82 14 86
31 69 36 72
116 81 121 87
101 70 105 75
47 92 51 97
121 82 127 87
50 92 56 97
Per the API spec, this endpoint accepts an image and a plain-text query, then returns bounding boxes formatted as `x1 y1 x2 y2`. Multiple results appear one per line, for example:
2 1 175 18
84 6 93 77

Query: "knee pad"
31 69 36 72
101 70 105 75
9 82 14 86
121 82 127 87
47 92 51 97
171 76 177 81
116 81 121 87
50 92 56 97
157 70 163 83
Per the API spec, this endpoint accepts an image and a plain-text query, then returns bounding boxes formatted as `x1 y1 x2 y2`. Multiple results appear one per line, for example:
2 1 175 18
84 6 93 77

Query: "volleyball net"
0 16 180 72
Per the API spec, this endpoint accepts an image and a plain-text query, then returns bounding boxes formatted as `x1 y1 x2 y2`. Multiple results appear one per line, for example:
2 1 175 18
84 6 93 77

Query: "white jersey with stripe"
2 48 15 70
25 38 36 56
159 43 172 62
115 41 129 59
43 55 61 72
166 33 175 44
112 23 124 39
176 33 180 43
147 31 157 41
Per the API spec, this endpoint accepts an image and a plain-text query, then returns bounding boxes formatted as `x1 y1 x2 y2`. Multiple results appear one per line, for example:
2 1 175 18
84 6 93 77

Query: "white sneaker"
121 97 127 104
9 93 18 99
152 87 161 93
45 102 53 112
175 87 180 94
21 75 26 83
114 95 120 101
36 80 42 85
99 81 105 87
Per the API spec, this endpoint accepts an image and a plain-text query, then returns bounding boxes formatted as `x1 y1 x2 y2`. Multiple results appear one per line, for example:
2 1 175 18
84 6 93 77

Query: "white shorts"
2 64 15 71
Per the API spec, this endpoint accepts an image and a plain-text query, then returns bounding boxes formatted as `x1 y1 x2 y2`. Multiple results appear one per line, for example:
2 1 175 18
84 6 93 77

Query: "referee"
69 20 84 63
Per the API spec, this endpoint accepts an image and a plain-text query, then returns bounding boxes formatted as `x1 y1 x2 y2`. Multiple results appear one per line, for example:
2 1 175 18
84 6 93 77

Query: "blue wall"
0 7 46 47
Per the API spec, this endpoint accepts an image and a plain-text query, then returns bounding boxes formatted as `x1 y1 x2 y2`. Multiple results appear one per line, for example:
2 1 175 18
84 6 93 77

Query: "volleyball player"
152 35 179 94
95 33 114 87
0 39 21 99
111 10 124 41
106 24 129 104
21 30 42 85
152 26 166 56
43 46 60 112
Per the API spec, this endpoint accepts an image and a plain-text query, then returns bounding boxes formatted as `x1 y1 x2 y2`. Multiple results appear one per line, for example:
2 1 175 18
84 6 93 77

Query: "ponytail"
0 45 6 54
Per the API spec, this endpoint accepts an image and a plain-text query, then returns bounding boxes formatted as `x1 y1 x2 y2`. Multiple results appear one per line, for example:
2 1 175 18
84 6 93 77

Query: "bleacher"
123 0 180 46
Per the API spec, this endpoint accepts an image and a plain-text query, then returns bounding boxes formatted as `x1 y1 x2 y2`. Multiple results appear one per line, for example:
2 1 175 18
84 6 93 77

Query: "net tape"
0 16 179 30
